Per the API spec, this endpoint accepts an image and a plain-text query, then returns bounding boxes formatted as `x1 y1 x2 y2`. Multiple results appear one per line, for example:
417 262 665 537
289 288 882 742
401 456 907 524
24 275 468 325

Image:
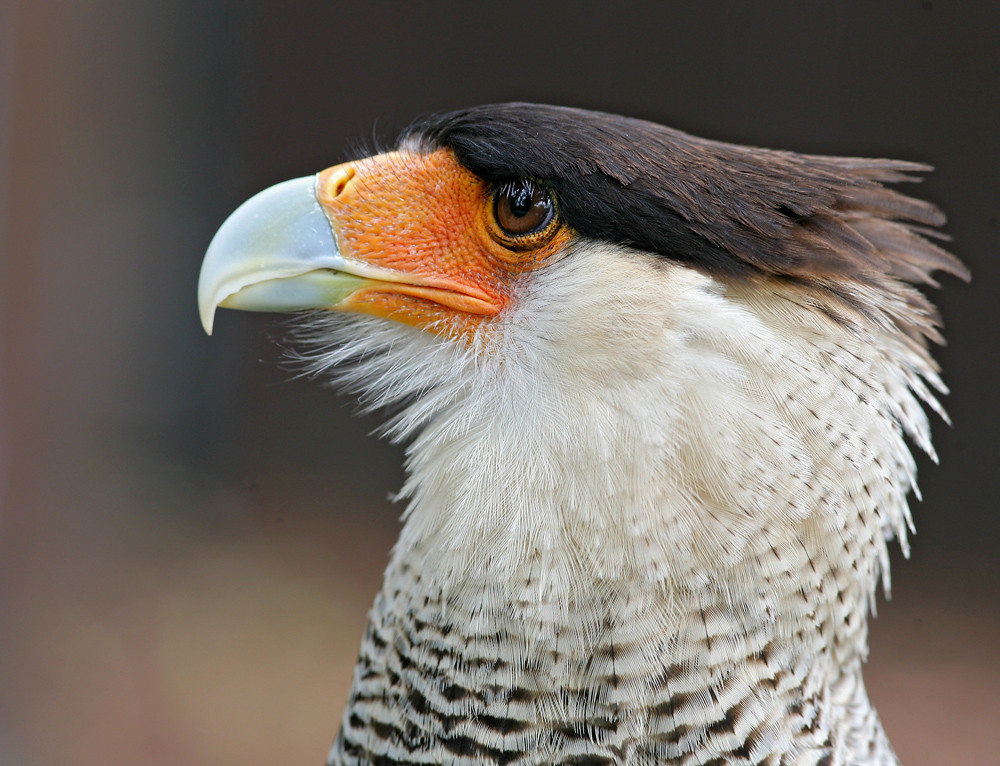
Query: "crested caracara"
198 104 967 766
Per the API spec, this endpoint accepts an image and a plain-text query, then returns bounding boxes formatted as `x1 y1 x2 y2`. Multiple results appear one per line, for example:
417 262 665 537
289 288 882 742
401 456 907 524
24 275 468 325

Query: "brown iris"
491 179 558 247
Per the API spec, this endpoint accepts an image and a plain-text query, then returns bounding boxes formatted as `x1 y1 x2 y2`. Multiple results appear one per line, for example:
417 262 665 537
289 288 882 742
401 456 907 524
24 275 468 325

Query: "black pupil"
509 183 535 218
496 179 553 237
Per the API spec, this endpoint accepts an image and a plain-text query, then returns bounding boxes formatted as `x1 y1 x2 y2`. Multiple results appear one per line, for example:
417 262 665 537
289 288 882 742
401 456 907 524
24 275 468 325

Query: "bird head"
200 102 964 343
198 104 966 591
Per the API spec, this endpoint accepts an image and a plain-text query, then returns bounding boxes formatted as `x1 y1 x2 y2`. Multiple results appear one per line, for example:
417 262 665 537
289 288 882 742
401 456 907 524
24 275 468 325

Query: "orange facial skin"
316 149 572 339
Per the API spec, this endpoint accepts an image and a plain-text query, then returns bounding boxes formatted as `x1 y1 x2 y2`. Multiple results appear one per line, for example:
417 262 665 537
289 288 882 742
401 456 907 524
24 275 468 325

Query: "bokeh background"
1 2 997 764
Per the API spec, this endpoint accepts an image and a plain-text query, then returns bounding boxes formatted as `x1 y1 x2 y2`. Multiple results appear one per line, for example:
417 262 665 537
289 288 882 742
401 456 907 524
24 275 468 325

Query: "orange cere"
316 149 571 335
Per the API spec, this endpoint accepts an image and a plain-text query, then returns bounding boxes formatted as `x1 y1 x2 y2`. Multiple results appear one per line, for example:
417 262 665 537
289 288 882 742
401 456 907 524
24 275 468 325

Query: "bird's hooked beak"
198 174 370 335
198 150 556 337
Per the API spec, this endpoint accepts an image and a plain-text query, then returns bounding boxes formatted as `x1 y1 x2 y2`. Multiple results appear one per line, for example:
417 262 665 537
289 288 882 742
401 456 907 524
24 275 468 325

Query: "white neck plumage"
306 239 936 640
314 243 939 765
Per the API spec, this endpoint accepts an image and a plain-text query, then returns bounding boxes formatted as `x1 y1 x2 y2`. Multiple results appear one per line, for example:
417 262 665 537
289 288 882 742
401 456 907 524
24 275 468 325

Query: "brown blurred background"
1 2 997 764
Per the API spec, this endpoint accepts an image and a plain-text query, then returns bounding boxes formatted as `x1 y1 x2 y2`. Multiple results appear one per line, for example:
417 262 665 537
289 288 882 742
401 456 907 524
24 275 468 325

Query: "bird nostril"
328 166 356 198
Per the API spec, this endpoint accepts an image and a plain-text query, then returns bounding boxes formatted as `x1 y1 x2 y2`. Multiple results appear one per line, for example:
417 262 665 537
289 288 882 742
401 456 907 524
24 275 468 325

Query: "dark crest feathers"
403 102 968 346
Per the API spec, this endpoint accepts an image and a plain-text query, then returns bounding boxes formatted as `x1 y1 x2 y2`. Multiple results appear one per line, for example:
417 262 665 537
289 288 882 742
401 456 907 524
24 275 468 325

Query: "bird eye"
493 179 555 238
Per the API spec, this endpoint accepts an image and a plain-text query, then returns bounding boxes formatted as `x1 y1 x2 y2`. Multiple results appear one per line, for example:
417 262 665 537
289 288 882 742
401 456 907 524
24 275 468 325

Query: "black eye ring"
493 179 556 238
